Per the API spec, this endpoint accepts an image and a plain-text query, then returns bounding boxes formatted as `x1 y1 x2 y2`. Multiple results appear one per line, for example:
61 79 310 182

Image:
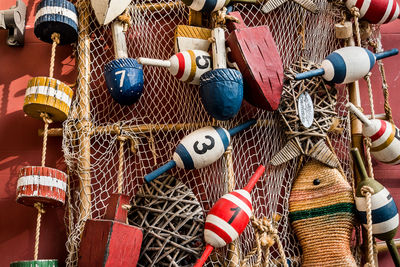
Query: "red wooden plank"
104 193 130 222
226 11 283 110
78 220 142 267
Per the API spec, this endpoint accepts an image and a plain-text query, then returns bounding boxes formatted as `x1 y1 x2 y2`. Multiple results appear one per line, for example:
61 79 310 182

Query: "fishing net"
62 0 362 265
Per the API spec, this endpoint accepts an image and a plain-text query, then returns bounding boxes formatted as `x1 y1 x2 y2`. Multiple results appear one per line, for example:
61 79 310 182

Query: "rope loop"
350 6 360 18
361 185 374 196
34 202 46 214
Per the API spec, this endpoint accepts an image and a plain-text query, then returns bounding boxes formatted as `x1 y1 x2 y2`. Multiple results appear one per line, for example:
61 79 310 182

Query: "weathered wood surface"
91 0 131 25
226 11 283 110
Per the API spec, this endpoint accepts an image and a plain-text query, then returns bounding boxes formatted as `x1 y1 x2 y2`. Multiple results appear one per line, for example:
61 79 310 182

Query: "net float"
347 102 400 164
181 0 259 12
174 25 212 53
104 19 144 105
346 0 400 24
226 11 283 111
91 0 131 25
199 27 243 121
351 148 400 266
137 50 212 85
144 119 256 182
295 46 398 84
34 0 78 45
194 165 266 267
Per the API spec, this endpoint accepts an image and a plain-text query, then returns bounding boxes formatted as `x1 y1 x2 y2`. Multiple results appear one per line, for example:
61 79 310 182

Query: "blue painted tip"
144 160 176 183
228 119 257 136
375 48 399 60
295 68 325 80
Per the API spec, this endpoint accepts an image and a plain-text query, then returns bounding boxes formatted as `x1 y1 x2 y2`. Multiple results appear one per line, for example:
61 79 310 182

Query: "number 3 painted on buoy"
193 135 215 154
115 70 126 87
196 55 211 69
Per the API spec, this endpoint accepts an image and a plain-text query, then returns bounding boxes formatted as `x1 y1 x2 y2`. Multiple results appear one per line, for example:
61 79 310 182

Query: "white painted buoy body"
347 102 400 164
321 46 375 84
173 126 231 170
346 0 400 24
138 50 212 85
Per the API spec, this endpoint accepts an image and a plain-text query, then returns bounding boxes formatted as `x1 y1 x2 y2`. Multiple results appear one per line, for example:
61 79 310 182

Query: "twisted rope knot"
351 6 360 17
40 112 53 125
51 33 60 45
118 8 131 30
34 202 46 214
361 185 374 196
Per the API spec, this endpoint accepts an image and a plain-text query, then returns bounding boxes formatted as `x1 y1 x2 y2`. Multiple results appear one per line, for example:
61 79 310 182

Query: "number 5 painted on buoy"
115 70 126 87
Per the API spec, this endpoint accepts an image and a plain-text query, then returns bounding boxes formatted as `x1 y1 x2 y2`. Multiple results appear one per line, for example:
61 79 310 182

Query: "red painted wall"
0 0 76 266
0 0 399 266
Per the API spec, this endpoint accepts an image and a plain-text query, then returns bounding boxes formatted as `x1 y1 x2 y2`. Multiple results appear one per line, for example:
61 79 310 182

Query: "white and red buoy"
347 102 400 164
194 165 266 267
346 0 400 24
137 50 212 85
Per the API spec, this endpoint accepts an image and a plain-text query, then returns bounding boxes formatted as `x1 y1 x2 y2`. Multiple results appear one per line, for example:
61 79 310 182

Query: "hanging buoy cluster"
12 0 78 266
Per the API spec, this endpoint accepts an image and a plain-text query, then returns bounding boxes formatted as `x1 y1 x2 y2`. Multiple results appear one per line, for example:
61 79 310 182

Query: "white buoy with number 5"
145 119 256 182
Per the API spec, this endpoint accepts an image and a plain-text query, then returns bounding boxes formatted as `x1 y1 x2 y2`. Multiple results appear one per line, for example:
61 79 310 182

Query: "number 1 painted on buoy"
115 70 126 87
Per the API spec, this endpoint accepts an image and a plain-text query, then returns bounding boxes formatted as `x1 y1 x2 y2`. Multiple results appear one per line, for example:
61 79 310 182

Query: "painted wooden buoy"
10 259 58 267
16 166 67 208
347 102 400 164
346 0 400 24
199 27 243 121
34 0 78 45
137 50 212 85
289 160 357 266
226 11 283 111
91 0 131 25
144 119 256 182
295 47 398 84
23 77 74 122
174 25 212 53
194 165 266 267
104 21 144 105
78 194 143 267
181 0 226 12
351 148 400 266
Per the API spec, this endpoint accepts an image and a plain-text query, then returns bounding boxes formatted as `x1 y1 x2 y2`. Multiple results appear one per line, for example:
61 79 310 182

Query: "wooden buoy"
334 21 353 39
174 25 212 53
351 148 400 266
104 18 144 105
137 50 212 85
346 0 400 24
347 102 400 164
289 160 357 266
78 194 143 267
34 0 78 45
199 27 243 121
226 11 283 111
194 165 266 267
144 119 256 182
91 0 131 25
23 77 73 122
16 166 67 207
295 47 398 84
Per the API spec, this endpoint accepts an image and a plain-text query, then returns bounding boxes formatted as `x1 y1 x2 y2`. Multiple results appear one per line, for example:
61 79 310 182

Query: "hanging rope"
34 202 46 261
350 7 362 47
49 33 60 78
117 135 127 194
40 113 53 167
361 186 376 267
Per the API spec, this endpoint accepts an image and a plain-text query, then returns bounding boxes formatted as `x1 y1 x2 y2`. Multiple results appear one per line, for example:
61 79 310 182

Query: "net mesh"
63 0 358 266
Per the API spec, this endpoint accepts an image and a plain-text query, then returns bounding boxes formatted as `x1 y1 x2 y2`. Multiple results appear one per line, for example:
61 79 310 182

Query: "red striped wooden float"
226 11 283 111
16 166 67 207
346 0 400 24
194 165 265 267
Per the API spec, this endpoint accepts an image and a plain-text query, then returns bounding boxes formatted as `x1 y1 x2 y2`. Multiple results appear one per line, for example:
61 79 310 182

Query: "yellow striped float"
24 76 74 122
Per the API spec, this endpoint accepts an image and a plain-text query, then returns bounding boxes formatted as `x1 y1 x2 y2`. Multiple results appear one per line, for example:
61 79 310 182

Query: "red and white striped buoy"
16 166 67 207
346 0 400 24
194 165 266 267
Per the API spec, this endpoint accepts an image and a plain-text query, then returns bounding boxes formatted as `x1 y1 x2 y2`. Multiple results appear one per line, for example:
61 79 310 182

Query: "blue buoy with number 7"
144 119 257 182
